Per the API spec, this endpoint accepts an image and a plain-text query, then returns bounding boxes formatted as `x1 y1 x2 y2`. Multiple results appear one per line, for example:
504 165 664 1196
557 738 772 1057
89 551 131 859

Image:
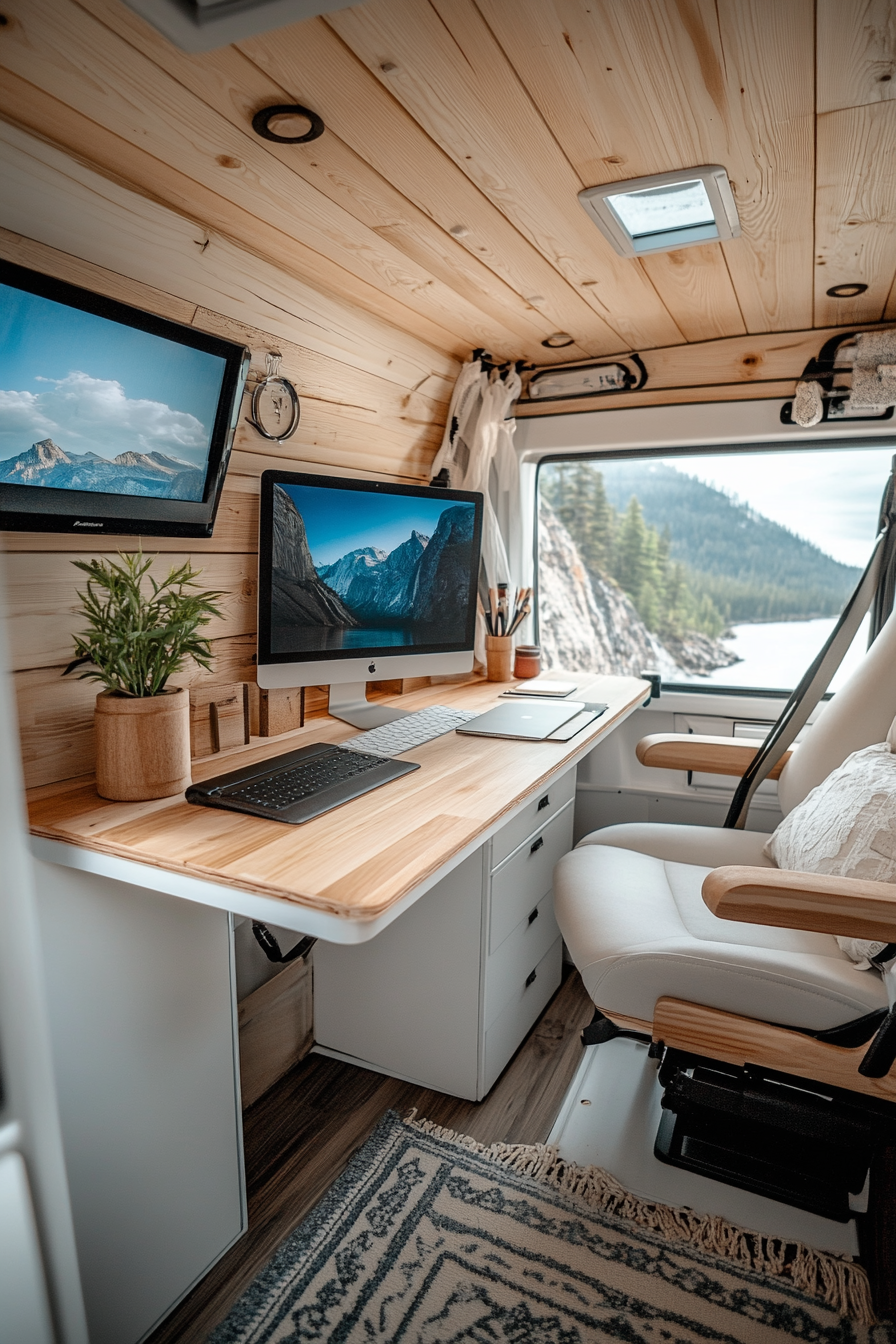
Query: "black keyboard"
186 742 420 824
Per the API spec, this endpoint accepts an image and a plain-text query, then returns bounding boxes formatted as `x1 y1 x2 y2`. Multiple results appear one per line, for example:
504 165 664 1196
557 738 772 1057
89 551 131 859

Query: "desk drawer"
482 938 562 1095
484 889 559 1029
490 768 576 869
489 800 574 953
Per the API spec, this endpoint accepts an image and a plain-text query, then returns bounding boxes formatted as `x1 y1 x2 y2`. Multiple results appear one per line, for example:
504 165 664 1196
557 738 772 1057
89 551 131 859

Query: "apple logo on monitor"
368 663 376 673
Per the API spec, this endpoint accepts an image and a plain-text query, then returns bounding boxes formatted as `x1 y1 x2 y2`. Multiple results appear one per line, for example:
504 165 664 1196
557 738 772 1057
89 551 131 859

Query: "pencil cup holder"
485 634 513 682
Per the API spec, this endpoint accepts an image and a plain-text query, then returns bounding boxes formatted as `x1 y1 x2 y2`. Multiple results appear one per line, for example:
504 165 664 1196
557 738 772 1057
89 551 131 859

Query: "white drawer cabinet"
489 801 574 953
314 767 577 1100
483 939 563 1095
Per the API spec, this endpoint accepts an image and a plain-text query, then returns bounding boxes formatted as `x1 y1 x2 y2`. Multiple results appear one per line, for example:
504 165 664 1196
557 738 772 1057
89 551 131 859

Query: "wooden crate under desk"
238 952 313 1108
27 673 648 931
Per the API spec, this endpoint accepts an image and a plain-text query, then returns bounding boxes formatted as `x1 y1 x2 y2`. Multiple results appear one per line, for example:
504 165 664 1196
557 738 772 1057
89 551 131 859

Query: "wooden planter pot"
95 687 191 801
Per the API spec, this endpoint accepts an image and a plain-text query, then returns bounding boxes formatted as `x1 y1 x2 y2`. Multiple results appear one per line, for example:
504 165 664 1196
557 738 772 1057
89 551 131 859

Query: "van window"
536 444 894 693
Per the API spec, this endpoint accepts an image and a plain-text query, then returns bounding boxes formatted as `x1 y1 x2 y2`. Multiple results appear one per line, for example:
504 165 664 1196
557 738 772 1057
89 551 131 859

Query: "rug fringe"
403 1111 875 1325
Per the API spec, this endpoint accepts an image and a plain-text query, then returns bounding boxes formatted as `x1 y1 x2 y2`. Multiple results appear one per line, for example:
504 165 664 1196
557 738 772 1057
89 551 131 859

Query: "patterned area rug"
209 1111 887 1343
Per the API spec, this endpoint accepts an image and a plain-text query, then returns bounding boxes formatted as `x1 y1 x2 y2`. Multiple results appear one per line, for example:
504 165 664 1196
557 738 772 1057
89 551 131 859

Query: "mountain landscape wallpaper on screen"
270 484 476 653
0 437 205 500
1 283 226 501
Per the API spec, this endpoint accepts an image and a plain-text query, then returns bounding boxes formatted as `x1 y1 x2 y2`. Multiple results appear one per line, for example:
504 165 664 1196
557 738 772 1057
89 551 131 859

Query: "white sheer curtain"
430 357 527 662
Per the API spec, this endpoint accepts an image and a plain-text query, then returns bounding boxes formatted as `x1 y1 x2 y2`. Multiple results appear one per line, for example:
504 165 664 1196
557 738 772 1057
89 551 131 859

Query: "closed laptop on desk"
456 700 584 741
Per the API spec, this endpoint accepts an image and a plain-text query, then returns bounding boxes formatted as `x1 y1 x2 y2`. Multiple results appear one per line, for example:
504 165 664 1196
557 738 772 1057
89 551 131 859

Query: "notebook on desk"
455 699 585 741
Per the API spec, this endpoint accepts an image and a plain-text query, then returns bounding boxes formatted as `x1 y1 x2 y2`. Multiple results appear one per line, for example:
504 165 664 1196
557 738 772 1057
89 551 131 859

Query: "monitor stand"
327 682 409 730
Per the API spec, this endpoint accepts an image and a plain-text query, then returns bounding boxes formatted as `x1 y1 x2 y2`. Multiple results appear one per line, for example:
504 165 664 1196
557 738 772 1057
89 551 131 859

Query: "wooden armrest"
703 865 896 941
636 733 792 779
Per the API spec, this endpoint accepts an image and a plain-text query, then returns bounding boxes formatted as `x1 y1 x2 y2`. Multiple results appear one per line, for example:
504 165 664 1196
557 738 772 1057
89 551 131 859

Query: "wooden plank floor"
147 966 595 1344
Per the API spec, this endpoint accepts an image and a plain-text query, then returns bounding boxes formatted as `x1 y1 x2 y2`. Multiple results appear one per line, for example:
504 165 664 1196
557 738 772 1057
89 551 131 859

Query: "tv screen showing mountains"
270 483 478 654
0 283 227 501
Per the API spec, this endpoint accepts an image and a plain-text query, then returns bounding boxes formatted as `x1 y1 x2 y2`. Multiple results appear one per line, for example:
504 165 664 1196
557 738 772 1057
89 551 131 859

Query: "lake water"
699 616 869 693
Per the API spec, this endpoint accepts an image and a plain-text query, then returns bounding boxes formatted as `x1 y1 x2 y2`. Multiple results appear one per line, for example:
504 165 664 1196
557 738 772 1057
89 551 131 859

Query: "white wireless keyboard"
347 704 480 757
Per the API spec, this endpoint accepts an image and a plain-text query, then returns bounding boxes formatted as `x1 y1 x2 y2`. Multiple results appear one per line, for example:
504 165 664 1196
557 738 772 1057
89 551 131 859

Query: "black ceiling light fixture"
826 283 868 298
252 104 325 144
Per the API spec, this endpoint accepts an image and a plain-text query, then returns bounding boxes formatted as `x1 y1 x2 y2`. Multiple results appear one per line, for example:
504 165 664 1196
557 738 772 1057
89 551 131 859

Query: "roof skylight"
579 166 740 257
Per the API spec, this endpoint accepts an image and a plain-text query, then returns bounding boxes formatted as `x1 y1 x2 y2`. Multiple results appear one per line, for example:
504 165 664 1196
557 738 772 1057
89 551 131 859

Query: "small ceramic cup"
513 645 541 680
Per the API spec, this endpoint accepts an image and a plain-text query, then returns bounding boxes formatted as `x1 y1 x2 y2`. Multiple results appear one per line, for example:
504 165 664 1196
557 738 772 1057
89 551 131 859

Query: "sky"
644 446 893 568
283 483 470 566
0 284 226 468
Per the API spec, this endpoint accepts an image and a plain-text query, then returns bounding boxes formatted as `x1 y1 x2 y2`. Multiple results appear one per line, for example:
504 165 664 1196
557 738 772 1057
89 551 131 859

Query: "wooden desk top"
29 673 646 929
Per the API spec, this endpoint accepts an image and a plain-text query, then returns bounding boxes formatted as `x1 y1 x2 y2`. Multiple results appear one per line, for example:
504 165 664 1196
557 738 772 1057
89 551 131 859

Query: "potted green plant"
65 551 223 801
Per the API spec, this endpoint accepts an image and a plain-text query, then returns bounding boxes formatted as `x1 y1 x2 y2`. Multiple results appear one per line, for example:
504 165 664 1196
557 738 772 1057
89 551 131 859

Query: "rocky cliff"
270 484 358 631
410 504 475 630
538 501 739 678
538 500 669 676
316 503 476 637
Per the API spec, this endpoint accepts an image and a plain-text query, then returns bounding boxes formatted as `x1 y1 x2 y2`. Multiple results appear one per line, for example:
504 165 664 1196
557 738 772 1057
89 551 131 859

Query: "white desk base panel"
33 860 246 1344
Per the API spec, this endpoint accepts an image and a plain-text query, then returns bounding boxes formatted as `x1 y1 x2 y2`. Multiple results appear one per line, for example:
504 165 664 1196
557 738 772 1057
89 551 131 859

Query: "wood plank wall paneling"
0 138 459 789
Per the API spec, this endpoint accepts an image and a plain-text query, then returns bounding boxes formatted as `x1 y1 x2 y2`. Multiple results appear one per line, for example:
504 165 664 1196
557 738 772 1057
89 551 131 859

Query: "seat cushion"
555 834 887 1031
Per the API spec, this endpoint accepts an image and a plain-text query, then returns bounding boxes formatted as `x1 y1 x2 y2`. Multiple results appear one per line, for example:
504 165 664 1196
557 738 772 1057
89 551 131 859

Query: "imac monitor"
257 470 483 727
0 260 250 536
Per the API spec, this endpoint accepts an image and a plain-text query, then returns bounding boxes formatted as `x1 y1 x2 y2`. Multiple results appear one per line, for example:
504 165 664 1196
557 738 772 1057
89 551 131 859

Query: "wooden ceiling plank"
638 248 745 343
518 325 883 403
815 102 896 326
0 125 462 394
325 0 685 351
72 0 588 362
514 379 797 418
475 0 813 336
818 0 896 114
0 0 532 358
715 0 815 333
0 67 470 362
237 19 624 357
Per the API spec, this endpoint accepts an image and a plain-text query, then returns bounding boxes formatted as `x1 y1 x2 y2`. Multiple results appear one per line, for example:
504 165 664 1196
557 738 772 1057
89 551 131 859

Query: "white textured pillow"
764 719 896 968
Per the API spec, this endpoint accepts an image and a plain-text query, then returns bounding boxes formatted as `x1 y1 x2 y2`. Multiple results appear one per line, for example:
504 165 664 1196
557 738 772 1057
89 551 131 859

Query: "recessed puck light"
542 332 574 348
826 283 868 298
252 104 324 145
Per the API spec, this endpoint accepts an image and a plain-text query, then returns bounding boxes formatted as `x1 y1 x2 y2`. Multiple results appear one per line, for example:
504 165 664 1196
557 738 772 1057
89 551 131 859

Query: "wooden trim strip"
653 996 896 1103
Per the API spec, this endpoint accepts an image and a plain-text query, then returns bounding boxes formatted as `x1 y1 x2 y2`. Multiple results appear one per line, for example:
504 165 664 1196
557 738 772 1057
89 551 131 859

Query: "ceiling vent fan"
122 0 350 52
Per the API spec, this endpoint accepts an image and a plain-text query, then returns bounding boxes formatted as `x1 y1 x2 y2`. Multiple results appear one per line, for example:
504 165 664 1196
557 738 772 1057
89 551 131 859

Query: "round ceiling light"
252 104 324 144
826 282 868 298
542 332 574 348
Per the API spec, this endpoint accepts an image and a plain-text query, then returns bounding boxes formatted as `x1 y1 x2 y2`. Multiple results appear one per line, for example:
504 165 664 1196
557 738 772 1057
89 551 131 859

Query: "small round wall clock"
246 352 300 443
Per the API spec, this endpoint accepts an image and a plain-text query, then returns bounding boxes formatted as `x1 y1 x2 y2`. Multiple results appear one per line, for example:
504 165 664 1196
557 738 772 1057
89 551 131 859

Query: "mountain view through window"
537 446 894 692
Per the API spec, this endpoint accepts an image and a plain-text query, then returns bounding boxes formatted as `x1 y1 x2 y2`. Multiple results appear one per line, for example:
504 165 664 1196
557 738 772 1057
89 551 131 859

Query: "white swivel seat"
555 608 896 1038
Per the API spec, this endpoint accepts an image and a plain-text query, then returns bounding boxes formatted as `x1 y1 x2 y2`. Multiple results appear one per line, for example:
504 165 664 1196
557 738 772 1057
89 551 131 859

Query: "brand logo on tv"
73 521 103 527
368 662 376 673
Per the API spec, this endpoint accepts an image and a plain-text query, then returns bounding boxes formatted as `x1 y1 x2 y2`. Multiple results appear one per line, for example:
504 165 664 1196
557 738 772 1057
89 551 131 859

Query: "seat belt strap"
725 457 896 829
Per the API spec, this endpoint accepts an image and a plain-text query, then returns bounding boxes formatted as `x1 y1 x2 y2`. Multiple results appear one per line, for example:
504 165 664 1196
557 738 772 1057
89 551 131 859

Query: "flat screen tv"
0 260 250 537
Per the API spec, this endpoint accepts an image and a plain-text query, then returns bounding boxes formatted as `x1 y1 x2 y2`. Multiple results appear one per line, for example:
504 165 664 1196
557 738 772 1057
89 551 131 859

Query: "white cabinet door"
314 850 485 1099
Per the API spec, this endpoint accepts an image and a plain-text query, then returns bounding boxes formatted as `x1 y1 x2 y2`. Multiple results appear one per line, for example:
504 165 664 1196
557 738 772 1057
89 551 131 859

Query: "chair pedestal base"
654 1057 881 1222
